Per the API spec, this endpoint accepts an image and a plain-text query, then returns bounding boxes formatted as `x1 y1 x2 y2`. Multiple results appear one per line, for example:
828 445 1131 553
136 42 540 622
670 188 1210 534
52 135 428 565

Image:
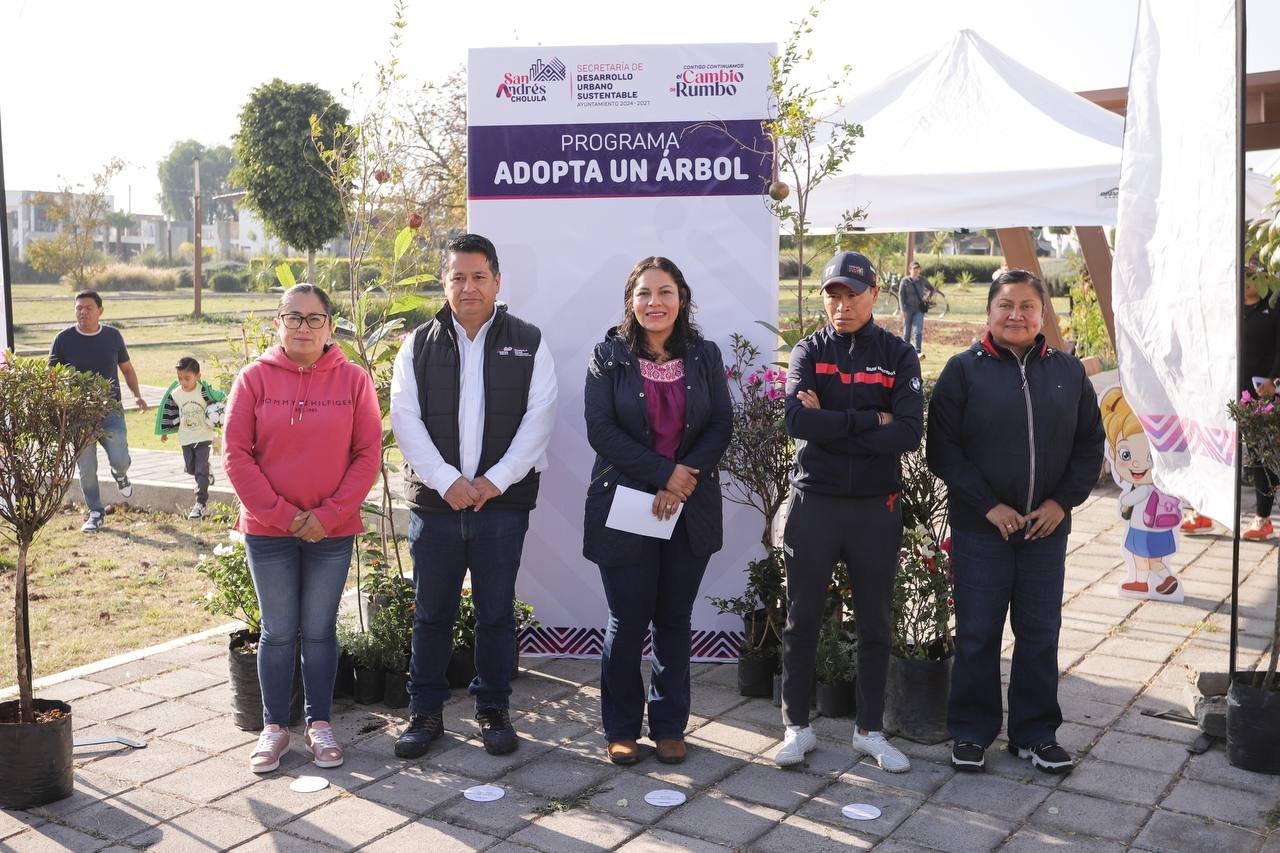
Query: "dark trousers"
595 518 710 743
183 441 212 505
407 507 529 715
948 529 1067 748
1249 465 1278 518
781 488 901 731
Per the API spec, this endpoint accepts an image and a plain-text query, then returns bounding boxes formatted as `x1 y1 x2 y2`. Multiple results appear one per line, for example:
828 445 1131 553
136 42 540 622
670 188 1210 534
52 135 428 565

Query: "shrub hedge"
84 264 178 292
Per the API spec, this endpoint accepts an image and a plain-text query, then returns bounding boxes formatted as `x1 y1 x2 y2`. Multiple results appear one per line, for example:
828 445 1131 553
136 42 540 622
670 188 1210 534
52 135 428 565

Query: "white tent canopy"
803 29 1274 233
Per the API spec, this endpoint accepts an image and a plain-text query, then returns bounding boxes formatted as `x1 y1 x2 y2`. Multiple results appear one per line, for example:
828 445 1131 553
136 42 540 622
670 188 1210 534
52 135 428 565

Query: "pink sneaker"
305 721 344 768
249 725 290 773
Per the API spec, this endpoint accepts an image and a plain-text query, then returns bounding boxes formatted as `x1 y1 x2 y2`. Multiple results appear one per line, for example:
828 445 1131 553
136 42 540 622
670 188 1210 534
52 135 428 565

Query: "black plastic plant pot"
353 666 385 705
382 670 410 709
816 679 857 718
447 646 478 689
228 631 304 731
737 648 779 698
884 652 953 744
743 610 778 649
333 651 355 700
0 699 74 810
1227 672 1280 774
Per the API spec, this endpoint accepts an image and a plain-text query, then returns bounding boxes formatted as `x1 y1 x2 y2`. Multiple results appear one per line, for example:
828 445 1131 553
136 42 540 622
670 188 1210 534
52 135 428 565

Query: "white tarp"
467 44 777 659
803 28 1271 233
1113 0 1240 530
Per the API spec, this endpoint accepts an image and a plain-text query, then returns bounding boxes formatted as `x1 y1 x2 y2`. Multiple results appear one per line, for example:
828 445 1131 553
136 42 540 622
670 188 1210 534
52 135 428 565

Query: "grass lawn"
0 505 234 689
13 293 280 327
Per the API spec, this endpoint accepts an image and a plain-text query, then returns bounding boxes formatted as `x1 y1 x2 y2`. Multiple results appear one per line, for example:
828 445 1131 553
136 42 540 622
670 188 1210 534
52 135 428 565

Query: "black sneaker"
951 741 986 773
1007 741 1073 775
475 707 518 756
394 711 444 759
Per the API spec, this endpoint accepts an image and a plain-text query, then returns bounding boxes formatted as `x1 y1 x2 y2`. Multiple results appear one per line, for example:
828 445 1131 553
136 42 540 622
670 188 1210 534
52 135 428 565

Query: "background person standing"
48 290 148 533
898 261 934 358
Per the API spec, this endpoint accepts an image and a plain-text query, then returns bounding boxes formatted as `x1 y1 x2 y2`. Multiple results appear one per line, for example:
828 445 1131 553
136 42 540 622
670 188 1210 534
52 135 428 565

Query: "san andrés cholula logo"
496 57 566 102
672 65 743 97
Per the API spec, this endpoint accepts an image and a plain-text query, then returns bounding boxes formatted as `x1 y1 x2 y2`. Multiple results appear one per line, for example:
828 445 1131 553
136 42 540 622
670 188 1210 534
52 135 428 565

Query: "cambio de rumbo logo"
672 65 744 97
495 57 566 102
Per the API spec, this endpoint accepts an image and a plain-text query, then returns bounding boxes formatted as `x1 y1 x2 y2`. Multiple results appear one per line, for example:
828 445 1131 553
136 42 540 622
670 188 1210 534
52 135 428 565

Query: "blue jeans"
595 518 710 742
902 310 925 353
407 507 529 715
78 409 131 514
948 529 1067 748
243 534 354 726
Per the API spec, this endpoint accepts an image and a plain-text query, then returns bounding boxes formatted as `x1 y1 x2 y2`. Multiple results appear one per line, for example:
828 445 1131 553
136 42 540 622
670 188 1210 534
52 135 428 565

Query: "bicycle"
875 272 950 320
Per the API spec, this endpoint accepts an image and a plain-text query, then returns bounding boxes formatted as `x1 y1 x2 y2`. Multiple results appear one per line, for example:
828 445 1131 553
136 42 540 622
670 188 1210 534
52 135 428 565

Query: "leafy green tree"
156 140 235 223
27 158 124 287
0 359 117 723
232 79 350 281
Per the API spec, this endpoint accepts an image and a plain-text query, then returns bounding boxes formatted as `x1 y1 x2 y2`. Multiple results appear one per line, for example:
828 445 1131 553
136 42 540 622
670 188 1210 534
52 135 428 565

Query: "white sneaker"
81 511 104 533
773 725 818 767
188 503 206 519
850 729 911 773
112 471 133 499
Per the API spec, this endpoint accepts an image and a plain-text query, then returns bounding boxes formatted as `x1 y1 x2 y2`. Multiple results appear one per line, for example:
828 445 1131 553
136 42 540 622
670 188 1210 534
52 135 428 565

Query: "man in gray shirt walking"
898 261 934 358
49 291 149 532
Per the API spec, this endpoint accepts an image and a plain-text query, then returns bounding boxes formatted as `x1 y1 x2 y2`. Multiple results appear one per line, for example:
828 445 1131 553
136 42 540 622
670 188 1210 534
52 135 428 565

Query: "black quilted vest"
403 304 542 512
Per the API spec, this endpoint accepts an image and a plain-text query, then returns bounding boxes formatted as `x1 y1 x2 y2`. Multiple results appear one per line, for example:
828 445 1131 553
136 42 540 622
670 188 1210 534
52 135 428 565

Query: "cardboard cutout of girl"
1099 386 1184 602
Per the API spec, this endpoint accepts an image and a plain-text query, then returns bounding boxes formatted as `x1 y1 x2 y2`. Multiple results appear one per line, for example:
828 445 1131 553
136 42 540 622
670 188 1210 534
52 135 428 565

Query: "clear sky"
2 0 1277 216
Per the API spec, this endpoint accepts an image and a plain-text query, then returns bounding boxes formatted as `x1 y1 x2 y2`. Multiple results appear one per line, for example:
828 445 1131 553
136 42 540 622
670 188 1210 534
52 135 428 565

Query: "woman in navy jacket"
926 270 1104 777
583 256 732 767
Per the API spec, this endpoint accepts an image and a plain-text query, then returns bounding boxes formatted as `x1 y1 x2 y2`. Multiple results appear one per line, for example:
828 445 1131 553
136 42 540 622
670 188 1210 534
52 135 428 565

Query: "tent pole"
905 231 915 273
996 227 1066 350
1229 0 1246 680
1077 226 1117 349
0 106 14 354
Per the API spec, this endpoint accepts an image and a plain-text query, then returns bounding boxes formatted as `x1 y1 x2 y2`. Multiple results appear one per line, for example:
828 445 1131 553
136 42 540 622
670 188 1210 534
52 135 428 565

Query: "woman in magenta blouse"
583 257 732 766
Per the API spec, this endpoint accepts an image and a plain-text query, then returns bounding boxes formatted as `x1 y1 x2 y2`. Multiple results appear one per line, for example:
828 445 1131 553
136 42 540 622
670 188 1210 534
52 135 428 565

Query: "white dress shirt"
390 309 557 498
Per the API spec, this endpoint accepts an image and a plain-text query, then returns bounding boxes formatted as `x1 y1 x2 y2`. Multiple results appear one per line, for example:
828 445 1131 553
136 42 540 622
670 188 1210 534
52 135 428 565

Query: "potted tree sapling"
883 433 956 744
0 358 116 809
814 603 857 718
1226 324 1280 772
715 335 792 695
196 533 302 730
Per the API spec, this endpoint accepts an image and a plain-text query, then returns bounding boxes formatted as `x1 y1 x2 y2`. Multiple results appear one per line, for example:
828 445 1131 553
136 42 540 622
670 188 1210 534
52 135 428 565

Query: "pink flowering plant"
1229 389 1280 482
719 333 794 553
1228 387 1280 689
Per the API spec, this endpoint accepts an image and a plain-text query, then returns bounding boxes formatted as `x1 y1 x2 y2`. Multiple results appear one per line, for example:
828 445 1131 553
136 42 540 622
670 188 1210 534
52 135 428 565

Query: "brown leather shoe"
655 738 687 764
607 740 642 765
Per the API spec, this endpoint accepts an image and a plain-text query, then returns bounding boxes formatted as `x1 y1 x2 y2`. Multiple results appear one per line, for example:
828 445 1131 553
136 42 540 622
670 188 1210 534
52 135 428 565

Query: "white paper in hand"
605 485 682 540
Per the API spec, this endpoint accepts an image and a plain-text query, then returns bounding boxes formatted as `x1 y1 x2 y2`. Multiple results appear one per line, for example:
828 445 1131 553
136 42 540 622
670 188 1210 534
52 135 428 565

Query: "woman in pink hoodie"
223 284 382 773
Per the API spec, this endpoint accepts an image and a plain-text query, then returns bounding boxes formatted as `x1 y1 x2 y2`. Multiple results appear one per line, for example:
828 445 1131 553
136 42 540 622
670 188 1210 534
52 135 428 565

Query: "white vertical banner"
468 44 777 659
1113 0 1240 530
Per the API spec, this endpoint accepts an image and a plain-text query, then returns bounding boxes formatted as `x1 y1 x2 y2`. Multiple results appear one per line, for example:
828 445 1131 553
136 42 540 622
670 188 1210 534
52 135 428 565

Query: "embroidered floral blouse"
639 357 686 461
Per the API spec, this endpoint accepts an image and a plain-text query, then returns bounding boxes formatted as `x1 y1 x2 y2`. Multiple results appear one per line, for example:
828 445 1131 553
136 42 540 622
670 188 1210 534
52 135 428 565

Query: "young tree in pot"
815 615 857 719
884 523 955 744
0 358 116 809
196 533 302 730
339 621 390 705
708 550 786 697
363 563 414 709
1226 379 1280 773
447 589 539 688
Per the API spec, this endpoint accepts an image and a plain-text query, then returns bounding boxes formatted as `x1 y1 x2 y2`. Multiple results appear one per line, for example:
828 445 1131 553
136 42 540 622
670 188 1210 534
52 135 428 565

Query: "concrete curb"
67 476 412 531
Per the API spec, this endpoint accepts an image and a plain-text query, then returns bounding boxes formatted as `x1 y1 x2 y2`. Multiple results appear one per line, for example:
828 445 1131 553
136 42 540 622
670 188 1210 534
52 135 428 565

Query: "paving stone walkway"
3 489 1280 852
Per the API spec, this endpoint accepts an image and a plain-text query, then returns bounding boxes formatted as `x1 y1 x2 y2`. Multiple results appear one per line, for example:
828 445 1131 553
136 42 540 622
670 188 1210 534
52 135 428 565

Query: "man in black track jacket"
772 251 923 772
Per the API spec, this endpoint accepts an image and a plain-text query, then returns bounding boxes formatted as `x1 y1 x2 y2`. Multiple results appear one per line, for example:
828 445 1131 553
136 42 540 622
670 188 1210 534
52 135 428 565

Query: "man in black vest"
389 234 557 757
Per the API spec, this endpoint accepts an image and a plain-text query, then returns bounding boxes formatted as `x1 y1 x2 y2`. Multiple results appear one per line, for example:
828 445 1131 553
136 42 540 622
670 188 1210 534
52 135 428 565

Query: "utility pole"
193 156 202 319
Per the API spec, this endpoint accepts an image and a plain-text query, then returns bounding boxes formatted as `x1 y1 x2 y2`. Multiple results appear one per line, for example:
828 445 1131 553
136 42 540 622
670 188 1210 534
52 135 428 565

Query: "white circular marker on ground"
644 789 686 807
289 776 329 793
842 803 882 821
464 784 506 802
